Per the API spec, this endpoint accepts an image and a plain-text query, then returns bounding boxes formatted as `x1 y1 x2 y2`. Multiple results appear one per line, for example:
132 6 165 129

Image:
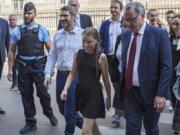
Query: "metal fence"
0 5 180 36
0 8 110 35
145 2 180 24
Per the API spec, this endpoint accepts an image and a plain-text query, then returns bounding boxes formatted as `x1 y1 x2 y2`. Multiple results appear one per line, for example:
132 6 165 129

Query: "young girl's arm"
100 53 112 109
61 52 78 100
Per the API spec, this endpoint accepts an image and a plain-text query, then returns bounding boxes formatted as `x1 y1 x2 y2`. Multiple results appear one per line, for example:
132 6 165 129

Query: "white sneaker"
10 86 18 91
16 89 20 94
169 105 173 111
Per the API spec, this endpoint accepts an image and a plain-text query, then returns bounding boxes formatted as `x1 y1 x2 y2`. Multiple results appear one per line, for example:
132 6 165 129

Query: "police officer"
7 2 57 134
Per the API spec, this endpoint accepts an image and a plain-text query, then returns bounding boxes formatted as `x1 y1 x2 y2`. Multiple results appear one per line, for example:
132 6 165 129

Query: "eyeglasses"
70 4 77 7
124 14 139 24
59 14 70 18
149 14 158 17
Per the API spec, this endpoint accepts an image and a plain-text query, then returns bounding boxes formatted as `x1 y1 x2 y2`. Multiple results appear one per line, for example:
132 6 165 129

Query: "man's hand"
154 96 166 113
51 69 55 77
44 78 51 88
7 70 13 81
60 90 67 101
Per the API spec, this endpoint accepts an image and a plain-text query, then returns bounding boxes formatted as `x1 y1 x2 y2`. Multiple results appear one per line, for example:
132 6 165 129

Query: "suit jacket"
118 24 172 105
57 13 93 30
0 18 10 63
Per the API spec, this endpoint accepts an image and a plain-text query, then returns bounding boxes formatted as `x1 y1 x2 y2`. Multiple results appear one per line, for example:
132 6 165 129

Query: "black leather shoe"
174 131 179 135
49 115 58 126
20 125 37 134
0 107 5 114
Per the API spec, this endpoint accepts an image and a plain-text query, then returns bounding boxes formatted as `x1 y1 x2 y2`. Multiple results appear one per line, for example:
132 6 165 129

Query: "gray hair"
125 2 145 16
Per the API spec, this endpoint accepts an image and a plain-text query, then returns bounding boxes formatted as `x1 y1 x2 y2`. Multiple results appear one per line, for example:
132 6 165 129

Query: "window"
60 0 66 4
12 0 23 10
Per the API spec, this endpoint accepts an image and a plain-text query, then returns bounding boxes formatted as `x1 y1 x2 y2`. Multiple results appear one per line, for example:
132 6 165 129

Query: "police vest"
17 24 45 56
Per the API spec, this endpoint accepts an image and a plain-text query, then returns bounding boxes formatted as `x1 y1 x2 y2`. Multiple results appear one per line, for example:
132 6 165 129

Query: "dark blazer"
118 24 172 105
58 13 93 30
0 18 10 63
110 35 122 83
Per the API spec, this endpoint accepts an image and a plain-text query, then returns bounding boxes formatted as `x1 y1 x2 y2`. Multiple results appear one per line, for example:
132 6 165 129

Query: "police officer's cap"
24 2 36 12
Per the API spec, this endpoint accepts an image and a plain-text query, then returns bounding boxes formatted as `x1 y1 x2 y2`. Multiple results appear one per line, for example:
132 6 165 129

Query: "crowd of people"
0 0 179 135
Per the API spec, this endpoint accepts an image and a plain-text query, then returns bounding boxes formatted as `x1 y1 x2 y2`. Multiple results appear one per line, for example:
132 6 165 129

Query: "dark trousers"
173 101 180 131
0 60 4 80
0 60 4 110
56 71 83 135
124 87 160 135
18 59 54 126
107 55 121 109
12 59 18 87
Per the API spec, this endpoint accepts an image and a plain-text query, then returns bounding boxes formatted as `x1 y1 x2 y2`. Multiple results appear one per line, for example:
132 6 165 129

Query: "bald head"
68 0 79 5
68 0 80 14
9 14 17 28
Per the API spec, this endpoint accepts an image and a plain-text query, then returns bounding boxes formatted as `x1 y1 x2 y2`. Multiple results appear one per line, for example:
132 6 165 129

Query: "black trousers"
0 60 4 110
18 58 54 126
107 55 121 109
12 59 18 87
0 60 4 80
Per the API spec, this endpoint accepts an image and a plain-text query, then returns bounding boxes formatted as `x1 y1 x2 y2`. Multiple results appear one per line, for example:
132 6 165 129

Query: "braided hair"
82 27 102 77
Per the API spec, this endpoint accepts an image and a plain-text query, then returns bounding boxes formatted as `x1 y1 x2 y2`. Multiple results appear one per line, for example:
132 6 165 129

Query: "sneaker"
16 89 21 94
49 115 58 126
111 113 121 128
0 107 5 114
10 86 18 91
169 105 173 111
20 125 37 134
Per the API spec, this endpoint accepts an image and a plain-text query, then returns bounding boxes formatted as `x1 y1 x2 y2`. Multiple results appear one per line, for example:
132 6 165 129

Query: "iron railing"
1 5 180 35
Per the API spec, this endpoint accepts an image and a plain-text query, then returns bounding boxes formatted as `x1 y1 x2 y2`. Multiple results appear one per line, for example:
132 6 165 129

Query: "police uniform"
11 22 57 127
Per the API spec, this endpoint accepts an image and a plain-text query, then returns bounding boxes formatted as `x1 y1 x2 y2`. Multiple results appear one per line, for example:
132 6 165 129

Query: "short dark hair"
60 5 76 16
165 10 175 15
111 0 123 10
24 2 36 12
147 8 158 16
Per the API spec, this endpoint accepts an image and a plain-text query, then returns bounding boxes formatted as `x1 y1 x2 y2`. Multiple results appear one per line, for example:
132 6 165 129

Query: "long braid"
82 27 102 77
95 43 102 78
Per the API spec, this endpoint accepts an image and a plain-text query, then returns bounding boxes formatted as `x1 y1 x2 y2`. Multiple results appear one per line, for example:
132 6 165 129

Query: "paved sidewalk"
0 62 175 135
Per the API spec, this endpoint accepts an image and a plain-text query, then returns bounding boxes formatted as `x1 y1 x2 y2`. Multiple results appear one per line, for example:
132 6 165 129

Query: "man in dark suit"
57 0 93 30
0 18 10 114
117 2 172 135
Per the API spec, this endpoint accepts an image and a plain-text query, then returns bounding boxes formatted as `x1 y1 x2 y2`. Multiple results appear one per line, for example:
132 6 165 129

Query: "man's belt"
17 56 47 66
57 70 70 75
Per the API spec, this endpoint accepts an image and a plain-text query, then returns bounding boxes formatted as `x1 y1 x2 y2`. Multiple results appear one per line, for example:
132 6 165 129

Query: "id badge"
173 38 178 45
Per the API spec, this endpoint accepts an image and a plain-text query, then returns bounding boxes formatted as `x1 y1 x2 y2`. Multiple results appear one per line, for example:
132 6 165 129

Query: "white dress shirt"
126 23 146 86
44 26 83 78
116 41 122 73
108 18 122 55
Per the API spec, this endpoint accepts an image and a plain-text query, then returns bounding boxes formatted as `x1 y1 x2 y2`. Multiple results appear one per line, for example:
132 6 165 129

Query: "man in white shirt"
44 6 83 135
8 14 19 93
99 0 123 127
